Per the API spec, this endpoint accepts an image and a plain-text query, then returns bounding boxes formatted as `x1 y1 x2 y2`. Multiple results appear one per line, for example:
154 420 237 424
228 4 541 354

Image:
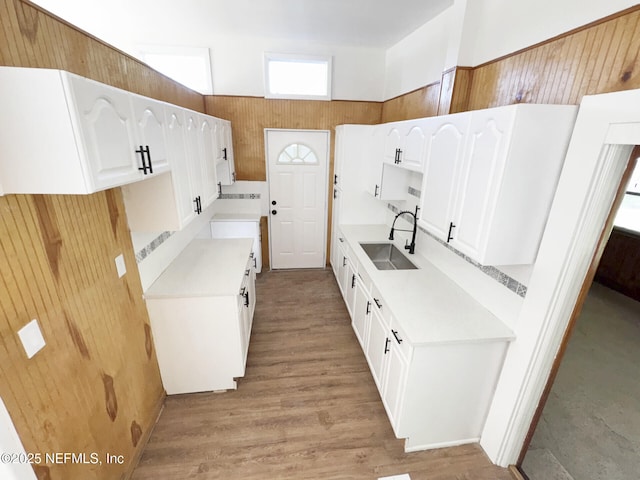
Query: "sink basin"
359 243 418 270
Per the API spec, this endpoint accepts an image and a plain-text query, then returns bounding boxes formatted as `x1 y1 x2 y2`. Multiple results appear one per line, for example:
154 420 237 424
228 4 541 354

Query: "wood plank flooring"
131 269 512 480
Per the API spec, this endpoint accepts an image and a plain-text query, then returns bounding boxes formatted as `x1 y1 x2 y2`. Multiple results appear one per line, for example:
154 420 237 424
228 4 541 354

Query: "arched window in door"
277 143 319 164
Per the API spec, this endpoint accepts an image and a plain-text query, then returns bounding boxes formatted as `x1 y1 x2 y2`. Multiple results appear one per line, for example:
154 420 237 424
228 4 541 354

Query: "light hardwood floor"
132 269 512 480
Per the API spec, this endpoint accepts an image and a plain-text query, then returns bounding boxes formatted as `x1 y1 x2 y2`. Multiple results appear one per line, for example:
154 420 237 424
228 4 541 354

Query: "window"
138 45 213 94
277 143 319 164
264 53 332 101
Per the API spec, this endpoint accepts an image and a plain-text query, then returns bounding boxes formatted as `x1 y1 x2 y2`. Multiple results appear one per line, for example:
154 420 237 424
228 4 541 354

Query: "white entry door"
266 129 329 269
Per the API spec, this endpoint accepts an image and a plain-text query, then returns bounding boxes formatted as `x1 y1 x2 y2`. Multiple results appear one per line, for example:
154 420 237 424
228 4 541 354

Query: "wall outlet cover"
115 253 126 278
17 319 46 359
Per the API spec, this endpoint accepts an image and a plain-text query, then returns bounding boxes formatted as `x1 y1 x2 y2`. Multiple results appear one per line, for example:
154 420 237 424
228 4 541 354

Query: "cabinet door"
237 288 250 373
367 128 386 197
383 344 408 434
215 119 236 185
419 113 470 240
452 110 511 259
345 261 357 317
366 309 388 389
352 280 371 349
330 193 343 277
383 126 402 164
67 74 142 190
199 115 219 207
165 107 198 226
400 124 427 171
184 112 204 201
130 94 170 174
335 242 348 297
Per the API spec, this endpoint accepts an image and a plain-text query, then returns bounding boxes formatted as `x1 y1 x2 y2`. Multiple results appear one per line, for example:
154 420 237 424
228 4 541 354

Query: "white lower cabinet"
331 227 514 452
145 239 255 394
210 214 262 273
365 306 388 390
352 277 370 349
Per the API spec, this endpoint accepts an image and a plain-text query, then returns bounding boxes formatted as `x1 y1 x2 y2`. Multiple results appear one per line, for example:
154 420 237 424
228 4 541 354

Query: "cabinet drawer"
389 317 412 362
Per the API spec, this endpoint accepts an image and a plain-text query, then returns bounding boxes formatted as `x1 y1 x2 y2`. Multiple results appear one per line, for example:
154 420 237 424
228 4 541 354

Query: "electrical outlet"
17 319 46 359
115 254 126 278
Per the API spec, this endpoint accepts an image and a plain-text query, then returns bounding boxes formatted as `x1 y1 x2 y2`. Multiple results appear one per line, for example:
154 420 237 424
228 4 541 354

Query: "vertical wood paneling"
380 82 441 123
440 67 474 114
467 6 640 110
0 1 204 479
205 96 382 182
204 96 382 265
1 193 164 480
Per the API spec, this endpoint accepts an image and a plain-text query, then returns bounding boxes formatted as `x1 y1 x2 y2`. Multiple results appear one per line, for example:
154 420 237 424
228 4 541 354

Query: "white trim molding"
480 89 640 466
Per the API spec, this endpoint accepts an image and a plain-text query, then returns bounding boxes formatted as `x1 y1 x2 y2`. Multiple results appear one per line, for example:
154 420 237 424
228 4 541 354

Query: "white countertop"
340 224 515 346
145 238 253 298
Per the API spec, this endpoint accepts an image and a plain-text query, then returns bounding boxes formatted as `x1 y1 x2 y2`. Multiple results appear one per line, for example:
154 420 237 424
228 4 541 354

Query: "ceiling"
33 0 454 48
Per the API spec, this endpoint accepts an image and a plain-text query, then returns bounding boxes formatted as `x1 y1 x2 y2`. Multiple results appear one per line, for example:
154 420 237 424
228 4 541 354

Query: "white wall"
211 36 385 100
30 0 386 101
0 397 37 480
459 0 639 66
32 0 638 101
383 8 450 99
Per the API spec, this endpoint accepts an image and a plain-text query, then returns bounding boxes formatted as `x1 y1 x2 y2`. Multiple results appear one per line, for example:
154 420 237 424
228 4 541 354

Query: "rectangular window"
264 53 332 101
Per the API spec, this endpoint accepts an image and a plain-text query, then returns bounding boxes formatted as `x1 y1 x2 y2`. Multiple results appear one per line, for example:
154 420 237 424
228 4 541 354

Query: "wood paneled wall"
205 96 382 181
466 5 640 110
380 82 441 123
0 1 206 479
204 96 382 265
0 0 204 112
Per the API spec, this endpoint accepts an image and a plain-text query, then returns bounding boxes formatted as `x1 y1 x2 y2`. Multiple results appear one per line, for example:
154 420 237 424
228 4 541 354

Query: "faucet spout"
389 208 418 254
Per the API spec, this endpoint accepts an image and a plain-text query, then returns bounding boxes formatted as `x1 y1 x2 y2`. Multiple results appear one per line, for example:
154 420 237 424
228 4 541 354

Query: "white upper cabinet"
129 93 170 175
382 120 429 172
383 126 402 164
369 126 412 201
122 106 206 232
0 67 181 194
198 114 220 206
67 74 147 190
215 119 236 185
0 67 233 215
165 107 200 227
419 104 578 265
419 112 471 241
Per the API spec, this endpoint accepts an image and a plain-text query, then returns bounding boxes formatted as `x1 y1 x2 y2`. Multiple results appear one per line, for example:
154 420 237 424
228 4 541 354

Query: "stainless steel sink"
359 243 418 270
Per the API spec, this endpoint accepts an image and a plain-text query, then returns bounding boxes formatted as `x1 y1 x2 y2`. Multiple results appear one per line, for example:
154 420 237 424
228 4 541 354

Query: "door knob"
271 200 277 205
271 209 277 215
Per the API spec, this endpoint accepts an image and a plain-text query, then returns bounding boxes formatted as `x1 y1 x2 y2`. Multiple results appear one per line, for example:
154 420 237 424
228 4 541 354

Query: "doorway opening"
517 148 640 479
265 129 330 269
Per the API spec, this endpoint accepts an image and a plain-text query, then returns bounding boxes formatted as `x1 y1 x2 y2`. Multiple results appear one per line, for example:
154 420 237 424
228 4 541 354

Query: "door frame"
516 147 638 471
479 88 640 467
264 128 330 270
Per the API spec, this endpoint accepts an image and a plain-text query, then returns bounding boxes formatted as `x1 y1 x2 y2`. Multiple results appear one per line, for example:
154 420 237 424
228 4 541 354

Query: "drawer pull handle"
392 329 403 344
373 298 382 309
351 274 356 288
240 287 249 307
343 256 347 267
366 301 371 315
447 222 456 243
245 269 250 276
384 338 390 354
